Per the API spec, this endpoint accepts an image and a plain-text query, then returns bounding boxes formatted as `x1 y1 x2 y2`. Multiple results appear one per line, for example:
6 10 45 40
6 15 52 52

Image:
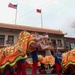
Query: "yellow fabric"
27 40 35 52
62 48 75 70
38 55 55 67
0 31 34 69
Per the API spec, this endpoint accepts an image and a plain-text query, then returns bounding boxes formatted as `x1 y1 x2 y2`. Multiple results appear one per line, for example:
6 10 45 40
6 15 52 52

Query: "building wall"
0 30 20 46
0 28 66 56
49 34 64 50
65 37 75 50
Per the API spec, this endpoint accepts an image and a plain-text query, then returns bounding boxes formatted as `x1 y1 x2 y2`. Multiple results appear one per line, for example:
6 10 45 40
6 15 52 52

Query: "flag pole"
15 4 18 24
41 9 43 28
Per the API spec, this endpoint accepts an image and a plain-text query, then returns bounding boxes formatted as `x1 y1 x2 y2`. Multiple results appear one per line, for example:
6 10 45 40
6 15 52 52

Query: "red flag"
8 3 17 9
36 9 41 13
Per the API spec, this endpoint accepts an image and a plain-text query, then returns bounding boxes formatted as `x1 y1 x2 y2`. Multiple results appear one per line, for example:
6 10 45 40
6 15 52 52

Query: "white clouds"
0 0 75 37
18 0 28 4
28 0 60 9
0 0 16 23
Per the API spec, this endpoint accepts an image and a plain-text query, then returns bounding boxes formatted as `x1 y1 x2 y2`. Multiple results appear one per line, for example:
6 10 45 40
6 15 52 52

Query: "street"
26 69 67 75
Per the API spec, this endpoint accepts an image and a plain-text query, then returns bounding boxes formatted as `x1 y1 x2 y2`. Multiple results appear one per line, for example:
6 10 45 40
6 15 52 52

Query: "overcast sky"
0 0 75 37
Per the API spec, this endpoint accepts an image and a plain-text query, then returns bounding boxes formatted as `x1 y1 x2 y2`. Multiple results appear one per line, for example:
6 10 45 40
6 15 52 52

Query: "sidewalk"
26 69 66 75
26 69 58 75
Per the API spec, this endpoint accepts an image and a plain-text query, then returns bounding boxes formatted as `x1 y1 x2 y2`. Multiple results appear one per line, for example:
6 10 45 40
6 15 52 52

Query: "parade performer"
31 48 38 75
38 55 46 74
34 33 55 74
0 31 39 75
38 54 55 74
62 48 75 74
30 32 44 74
51 50 62 75
14 55 28 75
14 31 39 75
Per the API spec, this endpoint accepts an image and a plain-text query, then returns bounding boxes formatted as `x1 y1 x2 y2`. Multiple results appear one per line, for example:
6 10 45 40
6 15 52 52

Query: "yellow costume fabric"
0 31 34 69
62 48 75 70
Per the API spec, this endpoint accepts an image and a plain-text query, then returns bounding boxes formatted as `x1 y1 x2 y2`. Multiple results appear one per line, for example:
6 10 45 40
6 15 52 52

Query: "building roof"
0 23 64 35
65 37 75 41
65 37 75 39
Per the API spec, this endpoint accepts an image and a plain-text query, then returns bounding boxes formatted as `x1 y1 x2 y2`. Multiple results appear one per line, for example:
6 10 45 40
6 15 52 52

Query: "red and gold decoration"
0 31 34 69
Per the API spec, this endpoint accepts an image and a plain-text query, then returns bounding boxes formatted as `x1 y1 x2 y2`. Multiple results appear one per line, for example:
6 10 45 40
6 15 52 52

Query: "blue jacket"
55 53 62 64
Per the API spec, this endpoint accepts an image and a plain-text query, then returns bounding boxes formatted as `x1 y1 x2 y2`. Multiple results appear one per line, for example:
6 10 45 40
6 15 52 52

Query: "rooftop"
0 23 64 35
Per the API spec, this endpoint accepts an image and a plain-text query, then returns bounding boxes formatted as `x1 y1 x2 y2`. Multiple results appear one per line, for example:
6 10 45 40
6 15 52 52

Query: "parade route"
26 69 66 75
28 74 57 75
27 73 66 75
26 68 67 75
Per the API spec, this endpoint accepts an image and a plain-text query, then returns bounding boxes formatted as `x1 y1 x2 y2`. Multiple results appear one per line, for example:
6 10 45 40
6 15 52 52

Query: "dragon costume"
0 31 38 75
0 30 55 75
62 48 75 73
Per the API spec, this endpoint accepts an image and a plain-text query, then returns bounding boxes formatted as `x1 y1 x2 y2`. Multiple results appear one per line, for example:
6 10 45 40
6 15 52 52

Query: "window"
66 42 69 49
51 39 56 47
0 35 5 46
71 43 75 49
8 36 14 44
57 40 62 47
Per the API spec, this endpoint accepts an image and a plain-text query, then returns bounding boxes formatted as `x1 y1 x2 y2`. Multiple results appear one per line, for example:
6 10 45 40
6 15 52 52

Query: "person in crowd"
31 48 38 75
38 62 46 74
13 55 28 75
14 42 38 75
51 50 62 75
